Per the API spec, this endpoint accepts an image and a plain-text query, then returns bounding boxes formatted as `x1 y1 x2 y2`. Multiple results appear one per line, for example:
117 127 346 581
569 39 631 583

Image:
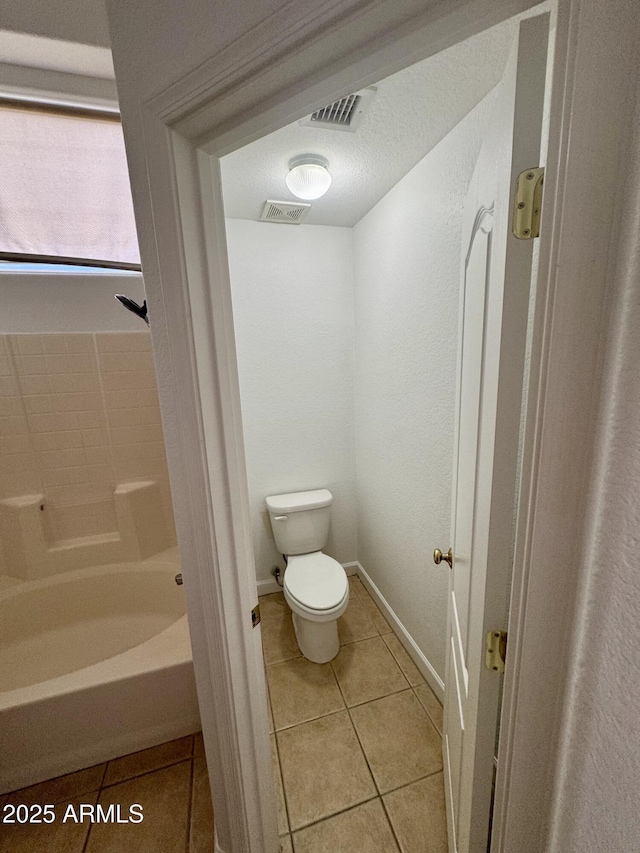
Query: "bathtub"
0 550 200 794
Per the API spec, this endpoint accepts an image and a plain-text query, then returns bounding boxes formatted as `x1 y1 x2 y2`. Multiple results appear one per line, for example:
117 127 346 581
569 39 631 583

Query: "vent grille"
310 94 360 127
260 200 311 224
300 87 376 133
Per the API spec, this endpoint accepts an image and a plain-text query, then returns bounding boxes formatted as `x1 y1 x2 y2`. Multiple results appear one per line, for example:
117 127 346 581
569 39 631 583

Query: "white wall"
0 273 147 333
225 219 357 582
352 95 494 681
0 0 111 48
548 77 640 853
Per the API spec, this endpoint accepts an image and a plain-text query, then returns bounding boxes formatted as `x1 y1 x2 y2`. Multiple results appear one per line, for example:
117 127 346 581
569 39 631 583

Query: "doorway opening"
217 6 552 851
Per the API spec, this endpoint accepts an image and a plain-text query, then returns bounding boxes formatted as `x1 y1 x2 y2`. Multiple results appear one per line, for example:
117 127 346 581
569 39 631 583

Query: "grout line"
412 686 443 734
329 659 381 798
185 755 195 853
381 768 444 798
379 793 403 852
289 793 381 836
272 727 293 837
274 705 346 734
100 756 193 791
80 796 95 853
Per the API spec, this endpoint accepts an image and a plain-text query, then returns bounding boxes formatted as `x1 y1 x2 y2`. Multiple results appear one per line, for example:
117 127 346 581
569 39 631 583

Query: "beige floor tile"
0 792 98 853
331 637 409 707
103 735 193 786
268 657 345 730
358 592 393 635
413 685 443 734
4 763 105 807
271 735 289 835
86 761 191 852
338 599 378 645
262 613 302 665
350 691 443 793
277 710 376 830
279 835 293 853
260 591 290 620
190 734 215 853
383 634 425 687
293 798 399 853
383 774 448 853
349 576 368 600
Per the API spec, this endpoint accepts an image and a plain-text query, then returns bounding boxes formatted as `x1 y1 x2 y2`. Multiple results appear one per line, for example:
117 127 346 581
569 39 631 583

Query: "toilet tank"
265 489 332 556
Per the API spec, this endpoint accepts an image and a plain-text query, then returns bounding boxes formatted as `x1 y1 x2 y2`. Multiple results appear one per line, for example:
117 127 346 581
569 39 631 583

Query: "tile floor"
0 575 445 853
0 733 214 853
264 575 448 853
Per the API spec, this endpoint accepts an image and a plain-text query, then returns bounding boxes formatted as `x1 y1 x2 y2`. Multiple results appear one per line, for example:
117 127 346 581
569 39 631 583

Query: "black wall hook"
114 294 149 326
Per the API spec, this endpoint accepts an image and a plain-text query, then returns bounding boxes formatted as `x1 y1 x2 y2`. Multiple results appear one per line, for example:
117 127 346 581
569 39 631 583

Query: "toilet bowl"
265 489 348 664
283 551 349 663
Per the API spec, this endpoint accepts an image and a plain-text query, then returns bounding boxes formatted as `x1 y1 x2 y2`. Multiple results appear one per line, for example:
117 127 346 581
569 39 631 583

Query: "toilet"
265 489 348 664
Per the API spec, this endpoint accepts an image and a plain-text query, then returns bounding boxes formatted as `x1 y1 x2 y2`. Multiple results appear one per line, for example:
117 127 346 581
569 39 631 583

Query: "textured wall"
0 331 175 575
225 219 357 581
352 95 494 680
0 273 146 334
549 81 640 853
0 0 111 48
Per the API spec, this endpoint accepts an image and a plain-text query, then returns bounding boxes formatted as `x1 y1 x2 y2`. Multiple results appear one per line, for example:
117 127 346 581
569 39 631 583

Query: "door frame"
108 0 639 850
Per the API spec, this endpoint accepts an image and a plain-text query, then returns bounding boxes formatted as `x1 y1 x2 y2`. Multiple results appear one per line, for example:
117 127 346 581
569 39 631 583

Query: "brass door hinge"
512 167 544 239
485 631 507 673
251 604 261 628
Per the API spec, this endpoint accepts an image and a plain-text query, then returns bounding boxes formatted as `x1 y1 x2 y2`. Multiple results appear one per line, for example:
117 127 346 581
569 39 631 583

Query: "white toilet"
265 489 348 664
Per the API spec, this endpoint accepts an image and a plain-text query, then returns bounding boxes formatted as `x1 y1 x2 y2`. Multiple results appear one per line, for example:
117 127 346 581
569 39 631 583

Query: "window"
0 102 140 271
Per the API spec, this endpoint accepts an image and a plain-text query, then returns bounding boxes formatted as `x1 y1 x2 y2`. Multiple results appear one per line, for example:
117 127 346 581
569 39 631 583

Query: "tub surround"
0 480 171 580
0 331 176 580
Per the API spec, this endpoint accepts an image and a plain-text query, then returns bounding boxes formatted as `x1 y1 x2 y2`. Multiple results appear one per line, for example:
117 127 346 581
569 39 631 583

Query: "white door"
442 15 549 853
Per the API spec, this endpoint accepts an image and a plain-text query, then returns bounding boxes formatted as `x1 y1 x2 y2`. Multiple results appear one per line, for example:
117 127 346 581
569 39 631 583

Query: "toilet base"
292 611 340 664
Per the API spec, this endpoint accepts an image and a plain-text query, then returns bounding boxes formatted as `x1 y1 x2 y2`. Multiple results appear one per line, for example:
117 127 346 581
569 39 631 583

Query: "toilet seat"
283 552 348 621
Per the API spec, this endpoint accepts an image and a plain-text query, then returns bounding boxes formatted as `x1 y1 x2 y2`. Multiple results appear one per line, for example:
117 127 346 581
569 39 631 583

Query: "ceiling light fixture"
285 155 332 200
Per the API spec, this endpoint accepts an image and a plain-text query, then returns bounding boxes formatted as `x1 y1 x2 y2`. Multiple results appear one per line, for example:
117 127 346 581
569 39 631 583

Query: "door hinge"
485 630 507 673
512 167 544 239
251 604 261 628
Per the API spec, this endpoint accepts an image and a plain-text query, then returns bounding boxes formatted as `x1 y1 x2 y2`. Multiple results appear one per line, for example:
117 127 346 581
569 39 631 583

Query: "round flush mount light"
285 155 332 200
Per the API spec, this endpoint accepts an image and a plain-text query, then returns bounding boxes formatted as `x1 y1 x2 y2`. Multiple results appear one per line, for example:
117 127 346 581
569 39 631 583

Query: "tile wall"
0 332 175 575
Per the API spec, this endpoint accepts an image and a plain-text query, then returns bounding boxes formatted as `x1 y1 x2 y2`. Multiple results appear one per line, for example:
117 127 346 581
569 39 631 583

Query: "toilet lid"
284 553 348 611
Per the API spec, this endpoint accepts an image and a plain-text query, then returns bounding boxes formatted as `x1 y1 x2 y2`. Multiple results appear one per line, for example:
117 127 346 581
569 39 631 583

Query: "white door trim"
107 0 640 849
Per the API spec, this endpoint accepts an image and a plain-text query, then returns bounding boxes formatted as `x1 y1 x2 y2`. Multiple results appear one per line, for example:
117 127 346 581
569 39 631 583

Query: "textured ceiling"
220 18 522 228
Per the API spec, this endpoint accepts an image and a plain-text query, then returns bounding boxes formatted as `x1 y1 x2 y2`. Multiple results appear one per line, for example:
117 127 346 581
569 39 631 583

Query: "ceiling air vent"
260 200 311 224
300 87 376 133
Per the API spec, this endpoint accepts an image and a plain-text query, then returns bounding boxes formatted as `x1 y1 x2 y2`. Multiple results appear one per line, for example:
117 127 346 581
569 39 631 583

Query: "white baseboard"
256 561 358 596
355 561 445 703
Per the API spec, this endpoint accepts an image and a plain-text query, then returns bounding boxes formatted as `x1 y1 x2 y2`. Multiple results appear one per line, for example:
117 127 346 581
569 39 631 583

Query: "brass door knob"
433 548 453 568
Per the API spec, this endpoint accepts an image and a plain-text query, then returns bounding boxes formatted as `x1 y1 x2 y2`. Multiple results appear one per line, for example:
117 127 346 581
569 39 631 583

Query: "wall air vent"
260 200 311 224
300 87 376 133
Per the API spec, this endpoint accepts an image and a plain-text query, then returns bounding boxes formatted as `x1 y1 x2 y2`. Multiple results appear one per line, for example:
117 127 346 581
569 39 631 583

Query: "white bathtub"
0 550 200 794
